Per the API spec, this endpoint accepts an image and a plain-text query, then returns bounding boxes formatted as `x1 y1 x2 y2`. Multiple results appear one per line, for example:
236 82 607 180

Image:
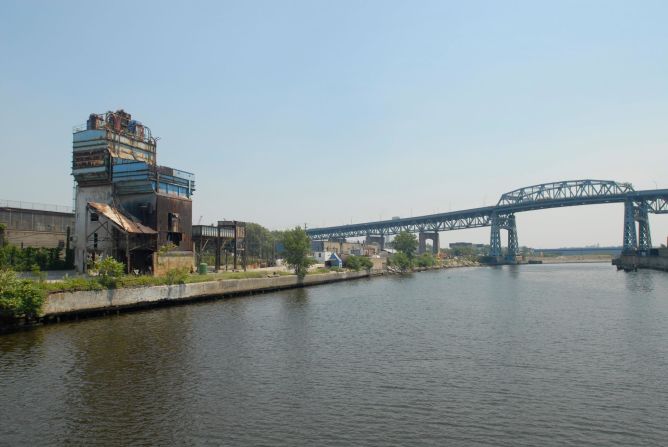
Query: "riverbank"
388 259 480 273
39 270 370 321
524 254 613 264
2 259 484 331
42 260 481 319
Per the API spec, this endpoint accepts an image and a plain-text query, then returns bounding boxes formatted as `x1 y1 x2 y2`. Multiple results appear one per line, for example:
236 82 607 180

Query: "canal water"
1 264 668 446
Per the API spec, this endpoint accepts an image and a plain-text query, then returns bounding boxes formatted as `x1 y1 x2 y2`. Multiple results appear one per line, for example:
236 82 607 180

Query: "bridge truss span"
497 180 634 207
305 179 668 261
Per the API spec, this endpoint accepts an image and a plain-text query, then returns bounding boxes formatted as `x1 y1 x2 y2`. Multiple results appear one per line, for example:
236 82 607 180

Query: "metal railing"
0 199 74 214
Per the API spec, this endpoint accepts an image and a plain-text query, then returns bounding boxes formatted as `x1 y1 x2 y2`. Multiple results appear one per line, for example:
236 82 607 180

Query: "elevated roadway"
305 180 668 260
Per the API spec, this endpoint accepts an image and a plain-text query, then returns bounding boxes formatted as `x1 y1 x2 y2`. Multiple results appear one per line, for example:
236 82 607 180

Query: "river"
1 264 667 446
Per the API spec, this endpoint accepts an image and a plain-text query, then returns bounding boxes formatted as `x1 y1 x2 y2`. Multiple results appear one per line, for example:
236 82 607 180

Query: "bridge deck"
306 181 668 240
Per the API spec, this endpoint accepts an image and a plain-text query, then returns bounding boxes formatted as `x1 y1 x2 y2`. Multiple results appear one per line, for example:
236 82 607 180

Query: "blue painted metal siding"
111 161 195 198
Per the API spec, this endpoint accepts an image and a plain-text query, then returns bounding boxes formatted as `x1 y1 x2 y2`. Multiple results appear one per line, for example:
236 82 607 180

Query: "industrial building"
0 200 74 249
311 240 380 257
72 110 195 274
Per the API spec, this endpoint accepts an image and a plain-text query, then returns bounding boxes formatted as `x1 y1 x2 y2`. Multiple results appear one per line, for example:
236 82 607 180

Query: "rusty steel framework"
192 221 246 271
305 179 668 262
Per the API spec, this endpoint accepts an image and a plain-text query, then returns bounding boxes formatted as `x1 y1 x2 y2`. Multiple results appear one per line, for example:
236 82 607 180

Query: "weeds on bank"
44 269 297 293
0 269 46 319
3 264 358 319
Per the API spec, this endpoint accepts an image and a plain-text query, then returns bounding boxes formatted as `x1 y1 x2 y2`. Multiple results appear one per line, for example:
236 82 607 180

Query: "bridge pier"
624 200 653 255
506 214 519 262
637 201 652 254
489 213 519 263
623 200 638 254
490 214 501 258
418 232 439 255
366 235 385 251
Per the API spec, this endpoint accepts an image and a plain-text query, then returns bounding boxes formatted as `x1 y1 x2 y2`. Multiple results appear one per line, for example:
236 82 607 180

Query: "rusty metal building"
72 110 195 274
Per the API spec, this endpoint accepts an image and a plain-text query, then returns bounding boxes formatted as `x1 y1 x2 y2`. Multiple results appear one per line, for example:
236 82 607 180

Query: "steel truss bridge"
305 180 668 261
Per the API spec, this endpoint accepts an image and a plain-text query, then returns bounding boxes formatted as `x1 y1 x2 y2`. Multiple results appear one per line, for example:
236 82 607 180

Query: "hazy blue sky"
1 0 667 248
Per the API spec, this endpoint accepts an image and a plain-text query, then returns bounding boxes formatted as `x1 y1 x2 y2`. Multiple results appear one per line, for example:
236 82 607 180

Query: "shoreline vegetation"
0 225 615 328
0 256 478 329
1 226 618 327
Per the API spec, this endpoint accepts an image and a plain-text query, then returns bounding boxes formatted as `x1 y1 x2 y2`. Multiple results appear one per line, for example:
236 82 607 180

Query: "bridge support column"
490 214 501 258
623 200 638 254
418 232 439 255
637 201 652 255
366 235 385 251
505 214 519 262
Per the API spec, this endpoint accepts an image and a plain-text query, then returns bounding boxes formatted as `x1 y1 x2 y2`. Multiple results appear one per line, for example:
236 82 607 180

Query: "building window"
168 213 180 232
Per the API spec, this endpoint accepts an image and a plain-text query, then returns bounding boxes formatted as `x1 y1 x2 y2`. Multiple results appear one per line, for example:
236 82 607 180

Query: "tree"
282 226 315 278
245 222 276 264
391 231 418 259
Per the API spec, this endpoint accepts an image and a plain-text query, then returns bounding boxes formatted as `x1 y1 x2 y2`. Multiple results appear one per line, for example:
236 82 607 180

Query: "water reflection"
58 309 196 445
624 269 656 293
2 266 668 446
0 326 45 364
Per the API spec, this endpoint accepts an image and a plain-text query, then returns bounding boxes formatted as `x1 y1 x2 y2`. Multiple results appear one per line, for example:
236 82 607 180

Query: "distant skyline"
1 1 667 248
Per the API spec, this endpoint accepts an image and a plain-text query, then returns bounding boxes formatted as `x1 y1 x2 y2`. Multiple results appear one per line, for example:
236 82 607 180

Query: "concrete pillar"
365 235 385 251
418 232 439 255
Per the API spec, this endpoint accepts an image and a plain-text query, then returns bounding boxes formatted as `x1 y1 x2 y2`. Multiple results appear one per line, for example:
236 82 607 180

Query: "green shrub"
164 268 189 285
94 257 126 288
95 256 125 277
345 255 373 271
0 244 72 271
390 252 412 272
416 253 436 268
47 276 104 292
0 268 46 318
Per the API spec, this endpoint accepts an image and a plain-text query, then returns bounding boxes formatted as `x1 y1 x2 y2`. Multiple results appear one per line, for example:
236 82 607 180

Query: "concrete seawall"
43 271 371 318
612 255 668 272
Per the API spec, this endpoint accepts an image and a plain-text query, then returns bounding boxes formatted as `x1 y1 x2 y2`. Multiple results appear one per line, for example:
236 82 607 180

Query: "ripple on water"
1 265 668 446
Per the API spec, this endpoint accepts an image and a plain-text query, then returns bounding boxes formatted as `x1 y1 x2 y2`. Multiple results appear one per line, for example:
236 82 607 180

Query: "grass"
43 269 297 293
308 267 344 274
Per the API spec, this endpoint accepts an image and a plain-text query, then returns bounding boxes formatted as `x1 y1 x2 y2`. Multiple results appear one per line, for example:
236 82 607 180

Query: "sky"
1 0 667 248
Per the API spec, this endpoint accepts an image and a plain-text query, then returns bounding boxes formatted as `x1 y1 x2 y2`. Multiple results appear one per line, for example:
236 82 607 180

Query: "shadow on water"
53 308 197 445
623 269 656 293
0 325 45 360
287 286 309 305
